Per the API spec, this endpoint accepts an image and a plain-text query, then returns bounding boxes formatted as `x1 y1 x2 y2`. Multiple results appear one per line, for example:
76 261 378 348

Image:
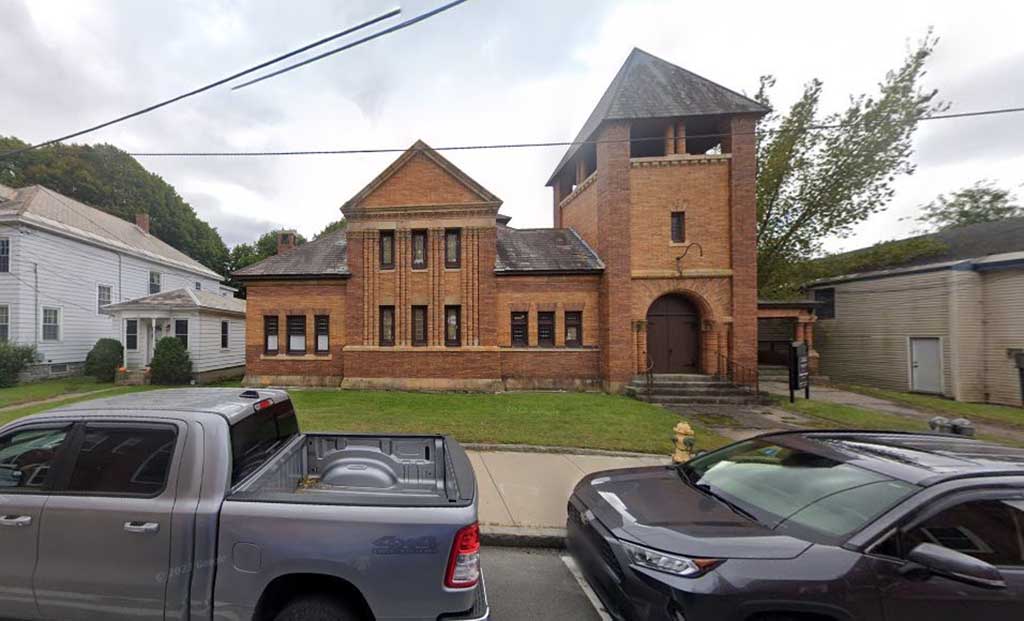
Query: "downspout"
33 262 39 349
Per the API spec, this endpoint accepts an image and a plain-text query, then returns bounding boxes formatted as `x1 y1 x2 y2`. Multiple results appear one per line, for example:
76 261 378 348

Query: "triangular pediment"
342 140 501 213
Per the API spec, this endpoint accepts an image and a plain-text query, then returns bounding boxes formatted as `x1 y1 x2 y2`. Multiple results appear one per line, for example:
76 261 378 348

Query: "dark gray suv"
567 431 1024 621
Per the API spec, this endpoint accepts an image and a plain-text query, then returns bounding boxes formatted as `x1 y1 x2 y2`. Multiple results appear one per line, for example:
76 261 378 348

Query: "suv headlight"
621 541 722 577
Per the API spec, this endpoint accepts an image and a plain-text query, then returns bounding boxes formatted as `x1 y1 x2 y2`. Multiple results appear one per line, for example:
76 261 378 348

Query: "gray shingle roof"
0 183 222 279
103 288 246 316
232 228 349 279
495 228 604 274
547 48 769 185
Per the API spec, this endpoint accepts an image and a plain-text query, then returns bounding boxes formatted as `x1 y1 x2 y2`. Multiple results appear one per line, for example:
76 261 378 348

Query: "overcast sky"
3 0 1022 251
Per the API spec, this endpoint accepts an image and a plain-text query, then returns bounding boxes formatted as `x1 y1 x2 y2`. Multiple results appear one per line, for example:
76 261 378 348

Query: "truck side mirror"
903 543 1006 590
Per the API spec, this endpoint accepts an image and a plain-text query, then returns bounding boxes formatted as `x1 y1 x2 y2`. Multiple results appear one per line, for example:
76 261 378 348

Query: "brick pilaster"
728 115 759 377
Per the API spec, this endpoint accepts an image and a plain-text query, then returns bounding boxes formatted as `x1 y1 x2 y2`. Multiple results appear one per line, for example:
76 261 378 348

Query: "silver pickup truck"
0 388 488 621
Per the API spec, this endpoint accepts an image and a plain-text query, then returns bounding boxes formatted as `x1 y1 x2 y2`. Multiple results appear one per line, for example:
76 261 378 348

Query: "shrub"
84 338 124 382
0 342 39 388
149 337 193 385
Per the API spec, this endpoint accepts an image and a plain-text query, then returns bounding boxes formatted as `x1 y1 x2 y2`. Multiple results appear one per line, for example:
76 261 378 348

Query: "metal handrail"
714 352 760 394
644 355 655 393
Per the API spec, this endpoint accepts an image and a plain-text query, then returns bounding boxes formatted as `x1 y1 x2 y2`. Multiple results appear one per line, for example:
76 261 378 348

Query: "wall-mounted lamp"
675 242 704 275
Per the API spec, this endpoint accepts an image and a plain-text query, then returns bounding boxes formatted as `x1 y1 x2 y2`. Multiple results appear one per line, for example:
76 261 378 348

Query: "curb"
464 443 666 459
480 526 566 549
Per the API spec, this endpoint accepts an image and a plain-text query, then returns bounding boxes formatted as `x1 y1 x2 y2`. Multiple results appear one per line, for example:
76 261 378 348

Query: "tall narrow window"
286 315 306 354
445 305 461 347
445 228 461 269
42 307 60 342
411 230 428 269
510 312 528 347
379 306 395 346
97 284 112 313
565 311 582 347
0 305 9 342
149 271 161 294
411 306 427 346
0 238 10 272
175 319 189 349
195 281 202 291
125 319 138 351
671 212 686 243
264 316 279 354
537 312 555 347
813 288 836 320
221 321 229 349
315 315 329 353
379 230 395 269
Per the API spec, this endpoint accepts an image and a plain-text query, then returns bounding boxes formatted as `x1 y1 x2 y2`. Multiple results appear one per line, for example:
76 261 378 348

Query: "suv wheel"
274 594 359 621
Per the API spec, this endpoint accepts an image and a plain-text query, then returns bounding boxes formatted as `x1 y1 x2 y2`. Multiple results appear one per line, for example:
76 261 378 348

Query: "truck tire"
274 594 359 621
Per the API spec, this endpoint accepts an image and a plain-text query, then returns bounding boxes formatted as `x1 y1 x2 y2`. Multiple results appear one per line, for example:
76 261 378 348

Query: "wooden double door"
646 295 700 373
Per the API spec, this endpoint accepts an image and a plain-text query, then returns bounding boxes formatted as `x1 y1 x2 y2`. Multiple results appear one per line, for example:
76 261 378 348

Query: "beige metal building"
805 218 1024 407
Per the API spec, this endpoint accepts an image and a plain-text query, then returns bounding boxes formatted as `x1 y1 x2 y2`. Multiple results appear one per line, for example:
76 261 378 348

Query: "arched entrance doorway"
646 295 700 373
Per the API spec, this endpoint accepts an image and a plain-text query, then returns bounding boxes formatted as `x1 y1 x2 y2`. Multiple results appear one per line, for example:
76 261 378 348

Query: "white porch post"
121 317 128 369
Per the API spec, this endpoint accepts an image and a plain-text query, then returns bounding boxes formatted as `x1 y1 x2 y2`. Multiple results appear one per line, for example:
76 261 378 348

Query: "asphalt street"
482 547 607 620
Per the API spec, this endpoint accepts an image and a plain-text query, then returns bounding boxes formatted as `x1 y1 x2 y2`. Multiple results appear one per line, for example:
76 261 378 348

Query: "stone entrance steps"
628 373 764 406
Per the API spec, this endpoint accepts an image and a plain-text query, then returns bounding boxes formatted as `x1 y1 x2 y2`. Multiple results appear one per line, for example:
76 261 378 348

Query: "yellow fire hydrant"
672 422 696 463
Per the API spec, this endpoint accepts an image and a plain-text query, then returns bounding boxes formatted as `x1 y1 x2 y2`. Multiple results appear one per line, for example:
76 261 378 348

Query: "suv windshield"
682 439 919 543
230 400 300 486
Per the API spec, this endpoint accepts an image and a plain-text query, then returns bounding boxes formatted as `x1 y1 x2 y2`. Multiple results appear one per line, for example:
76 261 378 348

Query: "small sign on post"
789 341 811 403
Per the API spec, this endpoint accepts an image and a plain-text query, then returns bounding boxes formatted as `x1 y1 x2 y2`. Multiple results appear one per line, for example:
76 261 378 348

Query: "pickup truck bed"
230 432 477 507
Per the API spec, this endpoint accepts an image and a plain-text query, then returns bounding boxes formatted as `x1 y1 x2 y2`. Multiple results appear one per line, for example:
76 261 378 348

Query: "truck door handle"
124 521 160 534
0 515 32 528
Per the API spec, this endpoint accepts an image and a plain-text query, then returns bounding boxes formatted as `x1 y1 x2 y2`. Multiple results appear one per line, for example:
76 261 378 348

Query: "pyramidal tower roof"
547 48 768 185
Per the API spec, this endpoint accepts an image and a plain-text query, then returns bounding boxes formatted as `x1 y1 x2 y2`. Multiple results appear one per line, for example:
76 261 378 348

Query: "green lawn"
0 385 730 455
838 384 1024 429
0 377 115 409
0 385 160 426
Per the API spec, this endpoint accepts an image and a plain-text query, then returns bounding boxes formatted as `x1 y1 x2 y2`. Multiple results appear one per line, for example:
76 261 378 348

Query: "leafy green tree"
756 33 946 299
0 137 229 275
253 229 307 258
315 219 347 239
224 229 308 297
914 180 1022 231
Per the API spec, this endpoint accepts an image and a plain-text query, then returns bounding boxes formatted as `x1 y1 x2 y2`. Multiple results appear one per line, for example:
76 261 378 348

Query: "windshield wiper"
677 468 758 522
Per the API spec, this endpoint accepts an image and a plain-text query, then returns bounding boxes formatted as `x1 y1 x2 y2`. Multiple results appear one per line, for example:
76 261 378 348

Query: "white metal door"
910 337 942 394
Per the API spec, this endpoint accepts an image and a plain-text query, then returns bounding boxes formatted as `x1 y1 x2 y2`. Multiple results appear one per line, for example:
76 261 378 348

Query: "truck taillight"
254 398 273 411
445 522 480 589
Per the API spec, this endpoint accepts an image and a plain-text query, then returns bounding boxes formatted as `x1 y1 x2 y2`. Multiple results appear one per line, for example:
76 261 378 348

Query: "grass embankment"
837 384 1024 430
0 377 114 409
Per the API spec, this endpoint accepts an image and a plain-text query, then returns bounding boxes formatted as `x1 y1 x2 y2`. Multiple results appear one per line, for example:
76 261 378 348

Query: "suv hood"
574 467 811 560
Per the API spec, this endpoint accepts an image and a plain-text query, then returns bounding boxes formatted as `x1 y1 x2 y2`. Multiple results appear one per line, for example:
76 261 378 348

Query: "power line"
0 7 401 160
124 105 1024 158
231 0 471 90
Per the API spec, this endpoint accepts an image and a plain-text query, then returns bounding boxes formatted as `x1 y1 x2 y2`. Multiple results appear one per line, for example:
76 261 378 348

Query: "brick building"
234 49 768 392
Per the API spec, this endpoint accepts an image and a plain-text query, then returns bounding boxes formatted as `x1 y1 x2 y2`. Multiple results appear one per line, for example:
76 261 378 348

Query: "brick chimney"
135 213 150 234
277 230 298 255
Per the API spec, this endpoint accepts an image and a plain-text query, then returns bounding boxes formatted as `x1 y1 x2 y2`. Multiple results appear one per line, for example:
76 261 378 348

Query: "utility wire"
0 7 401 160
231 0 470 90
124 105 1024 158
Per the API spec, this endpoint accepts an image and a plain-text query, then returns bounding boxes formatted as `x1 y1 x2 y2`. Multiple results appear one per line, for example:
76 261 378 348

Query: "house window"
510 312 528 347
175 319 189 349
671 212 686 243
379 230 395 269
0 305 8 342
264 316 279 354
42 307 60 342
97 284 112 313
814 288 836 320
537 312 555 347
0 237 9 272
379 306 395 346
445 228 461 269
126 319 138 351
195 281 202 291
286 315 306 354
565 311 582 347
445 305 461 347
411 306 427 346
149 271 161 294
315 315 329 353
221 321 229 349
411 230 428 269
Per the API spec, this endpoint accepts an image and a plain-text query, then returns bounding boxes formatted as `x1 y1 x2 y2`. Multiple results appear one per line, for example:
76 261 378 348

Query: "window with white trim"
149 271 161 294
125 319 138 351
42 307 60 342
97 285 112 313
0 305 8 342
221 321 229 349
174 319 188 349
0 237 9 272
195 281 202 291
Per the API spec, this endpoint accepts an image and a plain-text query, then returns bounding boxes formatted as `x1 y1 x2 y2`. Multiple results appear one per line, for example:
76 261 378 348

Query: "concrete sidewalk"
467 449 668 533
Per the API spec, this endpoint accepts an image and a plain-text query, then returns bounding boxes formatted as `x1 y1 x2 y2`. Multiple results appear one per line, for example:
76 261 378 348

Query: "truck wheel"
274 594 359 621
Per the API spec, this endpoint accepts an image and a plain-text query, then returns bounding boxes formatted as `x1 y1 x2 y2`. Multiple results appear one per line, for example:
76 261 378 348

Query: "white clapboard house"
0 183 244 382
